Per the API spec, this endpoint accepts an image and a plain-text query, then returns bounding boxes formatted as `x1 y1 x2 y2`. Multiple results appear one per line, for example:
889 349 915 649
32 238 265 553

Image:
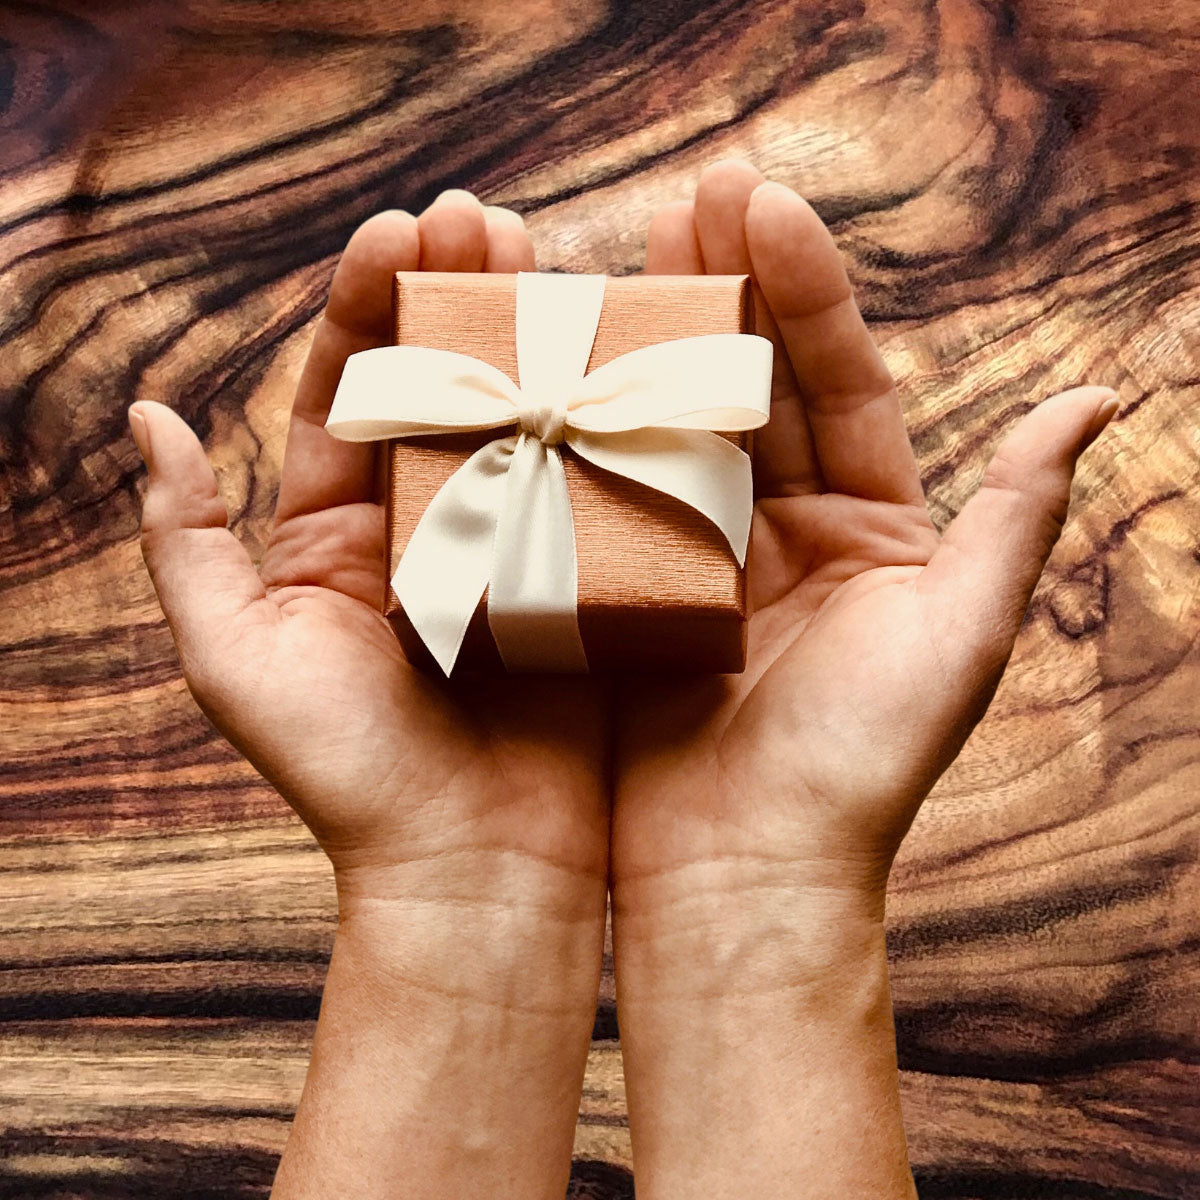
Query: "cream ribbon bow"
325 271 773 676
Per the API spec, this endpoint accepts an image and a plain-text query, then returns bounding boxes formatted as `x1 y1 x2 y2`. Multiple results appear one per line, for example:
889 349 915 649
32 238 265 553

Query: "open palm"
132 193 609 904
611 161 1117 920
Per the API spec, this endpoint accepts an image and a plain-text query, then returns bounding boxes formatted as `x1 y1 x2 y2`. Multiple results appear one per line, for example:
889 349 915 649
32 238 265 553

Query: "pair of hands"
130 158 1115 1198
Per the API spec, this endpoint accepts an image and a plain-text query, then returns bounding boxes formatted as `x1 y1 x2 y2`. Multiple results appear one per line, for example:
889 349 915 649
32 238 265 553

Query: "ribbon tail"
487 433 589 673
392 437 516 677
565 427 754 566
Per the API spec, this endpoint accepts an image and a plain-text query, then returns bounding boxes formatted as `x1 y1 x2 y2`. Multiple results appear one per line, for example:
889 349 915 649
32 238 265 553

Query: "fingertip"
1043 384 1118 410
355 206 419 233
745 180 817 240
129 400 192 459
695 160 766 226
132 405 217 496
1083 393 1120 447
744 182 780 253
326 211 420 333
128 403 151 468
342 209 420 262
482 204 525 228
429 187 484 210
130 399 193 436
693 162 765 274
1027 385 1120 456
748 178 795 204
418 188 488 271
696 157 765 195
482 205 536 272
745 183 851 322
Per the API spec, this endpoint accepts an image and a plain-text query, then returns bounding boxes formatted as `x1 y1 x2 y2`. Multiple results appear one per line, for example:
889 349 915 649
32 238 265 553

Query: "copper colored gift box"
383 271 757 674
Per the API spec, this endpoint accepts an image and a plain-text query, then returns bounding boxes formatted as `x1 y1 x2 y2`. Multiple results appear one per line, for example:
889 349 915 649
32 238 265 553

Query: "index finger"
273 209 420 524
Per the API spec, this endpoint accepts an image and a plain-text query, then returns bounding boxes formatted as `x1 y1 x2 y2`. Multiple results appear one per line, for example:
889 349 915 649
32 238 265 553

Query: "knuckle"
981 451 1072 562
979 445 1031 497
140 492 227 547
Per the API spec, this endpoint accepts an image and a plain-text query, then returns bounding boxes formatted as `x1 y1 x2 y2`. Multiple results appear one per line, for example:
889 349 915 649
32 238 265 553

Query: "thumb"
130 401 269 692
923 385 1119 673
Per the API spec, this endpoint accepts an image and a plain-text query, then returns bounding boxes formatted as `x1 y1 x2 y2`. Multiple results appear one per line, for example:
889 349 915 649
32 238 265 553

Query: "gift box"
328 270 773 675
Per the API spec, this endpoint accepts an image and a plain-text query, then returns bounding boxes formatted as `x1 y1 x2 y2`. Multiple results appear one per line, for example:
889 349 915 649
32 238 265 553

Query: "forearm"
272 854 607 1199
612 867 915 1200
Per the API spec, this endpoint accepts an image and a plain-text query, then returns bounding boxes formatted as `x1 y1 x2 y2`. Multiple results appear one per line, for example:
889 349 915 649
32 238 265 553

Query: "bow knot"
516 390 567 445
325 271 773 677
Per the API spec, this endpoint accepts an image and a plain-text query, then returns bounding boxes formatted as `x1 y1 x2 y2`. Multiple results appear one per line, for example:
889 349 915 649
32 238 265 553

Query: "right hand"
131 189 611 979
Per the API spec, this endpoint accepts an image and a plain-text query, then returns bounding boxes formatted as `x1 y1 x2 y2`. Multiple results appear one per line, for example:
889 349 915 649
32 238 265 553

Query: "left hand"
612 157 1116 932
607 158 1117 1199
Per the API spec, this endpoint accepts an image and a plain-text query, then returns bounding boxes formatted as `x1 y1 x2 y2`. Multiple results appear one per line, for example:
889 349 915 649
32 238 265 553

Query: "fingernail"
128 404 152 469
1083 393 1120 446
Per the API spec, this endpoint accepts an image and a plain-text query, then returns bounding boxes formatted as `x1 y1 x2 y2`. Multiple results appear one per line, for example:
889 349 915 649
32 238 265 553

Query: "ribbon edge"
564 332 775 433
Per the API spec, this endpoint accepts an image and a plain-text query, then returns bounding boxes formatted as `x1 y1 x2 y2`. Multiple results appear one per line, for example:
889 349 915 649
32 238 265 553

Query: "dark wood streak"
912 1172 1174 1200
2 0 1198 1196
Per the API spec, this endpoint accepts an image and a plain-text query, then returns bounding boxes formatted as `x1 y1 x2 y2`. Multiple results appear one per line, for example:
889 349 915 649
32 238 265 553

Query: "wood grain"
2 1 1197 1196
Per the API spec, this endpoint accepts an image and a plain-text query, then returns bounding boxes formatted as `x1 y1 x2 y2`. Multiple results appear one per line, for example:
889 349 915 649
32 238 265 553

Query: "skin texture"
130 160 1116 1198
130 192 611 1200
609 160 1118 1198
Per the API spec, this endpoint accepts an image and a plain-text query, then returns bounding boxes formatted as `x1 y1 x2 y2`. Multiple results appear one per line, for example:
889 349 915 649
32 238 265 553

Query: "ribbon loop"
326 271 773 676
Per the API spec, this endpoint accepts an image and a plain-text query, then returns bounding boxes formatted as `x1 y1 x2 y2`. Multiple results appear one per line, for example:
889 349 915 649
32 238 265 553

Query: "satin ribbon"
325 271 773 676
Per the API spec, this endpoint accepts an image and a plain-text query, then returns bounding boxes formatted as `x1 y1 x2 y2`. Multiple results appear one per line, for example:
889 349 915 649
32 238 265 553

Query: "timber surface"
2 2 1198 1197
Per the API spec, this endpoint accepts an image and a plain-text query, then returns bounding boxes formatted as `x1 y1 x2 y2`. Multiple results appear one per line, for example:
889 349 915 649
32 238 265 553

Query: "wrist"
611 850 890 1006
273 846 607 1200
610 860 915 1200
331 844 609 1019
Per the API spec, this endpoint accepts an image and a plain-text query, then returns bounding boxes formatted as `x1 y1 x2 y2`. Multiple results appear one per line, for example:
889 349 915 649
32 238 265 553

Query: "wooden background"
1 1 1197 1196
